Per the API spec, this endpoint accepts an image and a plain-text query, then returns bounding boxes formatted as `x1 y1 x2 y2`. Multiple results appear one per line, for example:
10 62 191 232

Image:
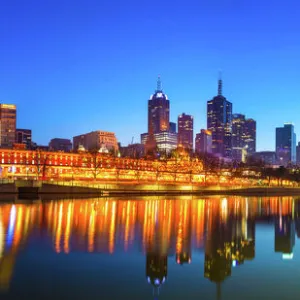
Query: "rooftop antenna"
218 70 223 96
157 75 162 92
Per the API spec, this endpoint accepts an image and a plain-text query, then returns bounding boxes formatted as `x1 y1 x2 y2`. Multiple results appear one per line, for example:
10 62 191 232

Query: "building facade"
276 123 296 166
195 129 212 154
0 104 16 148
73 131 118 152
49 138 72 152
207 79 232 158
296 142 300 165
177 113 193 152
169 122 176 133
250 151 276 166
141 132 177 154
231 114 256 162
15 129 32 149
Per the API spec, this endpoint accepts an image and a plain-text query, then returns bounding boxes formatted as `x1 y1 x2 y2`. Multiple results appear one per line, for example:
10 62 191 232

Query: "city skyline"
1 0 300 151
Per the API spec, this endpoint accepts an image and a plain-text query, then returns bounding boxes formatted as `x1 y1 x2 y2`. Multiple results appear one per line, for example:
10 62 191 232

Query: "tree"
196 152 219 185
32 150 49 180
88 150 104 180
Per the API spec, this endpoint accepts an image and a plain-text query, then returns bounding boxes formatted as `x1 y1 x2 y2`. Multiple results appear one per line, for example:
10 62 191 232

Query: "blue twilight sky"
0 0 299 150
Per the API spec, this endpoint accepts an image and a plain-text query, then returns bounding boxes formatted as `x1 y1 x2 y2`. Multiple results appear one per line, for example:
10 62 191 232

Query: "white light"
232 260 237 267
282 253 293 260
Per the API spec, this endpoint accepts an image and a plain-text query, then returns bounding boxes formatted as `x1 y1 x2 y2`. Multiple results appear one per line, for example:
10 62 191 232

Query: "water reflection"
0 196 299 298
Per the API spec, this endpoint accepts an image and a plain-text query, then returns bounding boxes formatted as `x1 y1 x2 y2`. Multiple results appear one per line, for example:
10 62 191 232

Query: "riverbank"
2 182 300 197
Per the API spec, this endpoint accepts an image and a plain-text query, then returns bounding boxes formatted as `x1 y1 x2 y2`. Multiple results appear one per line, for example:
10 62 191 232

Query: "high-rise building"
15 129 32 149
169 122 176 133
232 114 246 161
177 113 193 152
0 104 16 148
276 123 296 166
244 118 256 155
296 142 300 165
49 138 72 152
141 77 177 154
73 131 118 152
207 79 232 158
231 114 256 162
195 129 212 154
148 76 170 134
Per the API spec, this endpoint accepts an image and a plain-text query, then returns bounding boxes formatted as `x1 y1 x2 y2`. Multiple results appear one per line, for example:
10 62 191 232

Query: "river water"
0 196 299 300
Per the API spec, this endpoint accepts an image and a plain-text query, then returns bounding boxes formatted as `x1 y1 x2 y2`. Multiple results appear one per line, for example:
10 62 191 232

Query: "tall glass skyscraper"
276 123 296 166
207 79 232 158
232 114 256 162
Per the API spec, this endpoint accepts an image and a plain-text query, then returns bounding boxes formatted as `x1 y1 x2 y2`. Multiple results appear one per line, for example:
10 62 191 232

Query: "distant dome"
150 91 168 101
78 144 86 152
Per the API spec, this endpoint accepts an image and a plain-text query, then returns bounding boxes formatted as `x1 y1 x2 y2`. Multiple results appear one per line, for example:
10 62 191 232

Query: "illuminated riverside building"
207 79 232 158
195 129 212 154
0 104 16 149
276 123 296 166
0 148 203 182
73 130 118 152
141 77 178 154
177 113 193 152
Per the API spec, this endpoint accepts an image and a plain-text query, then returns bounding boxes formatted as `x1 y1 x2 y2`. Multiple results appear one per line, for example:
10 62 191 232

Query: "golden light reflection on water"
0 196 298 292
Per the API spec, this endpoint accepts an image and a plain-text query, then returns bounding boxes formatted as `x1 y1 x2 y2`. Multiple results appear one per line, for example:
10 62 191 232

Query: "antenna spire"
218 71 223 96
156 75 162 91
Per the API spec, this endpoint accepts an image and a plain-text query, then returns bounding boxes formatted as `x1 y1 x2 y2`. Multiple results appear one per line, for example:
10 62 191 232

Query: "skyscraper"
148 76 170 134
169 122 176 133
141 77 177 154
296 142 300 165
0 104 16 148
244 118 256 155
177 113 193 152
207 78 232 158
231 114 256 162
232 114 246 162
195 129 212 154
276 123 296 166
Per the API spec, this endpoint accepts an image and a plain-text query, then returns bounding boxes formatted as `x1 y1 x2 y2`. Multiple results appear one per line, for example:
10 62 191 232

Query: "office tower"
0 104 16 148
15 129 32 149
232 114 256 162
207 78 232 158
141 77 177 154
73 131 118 152
148 76 169 134
169 122 176 133
177 113 193 152
49 138 72 152
232 114 246 161
276 123 296 166
296 142 300 165
195 129 212 154
244 118 256 155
